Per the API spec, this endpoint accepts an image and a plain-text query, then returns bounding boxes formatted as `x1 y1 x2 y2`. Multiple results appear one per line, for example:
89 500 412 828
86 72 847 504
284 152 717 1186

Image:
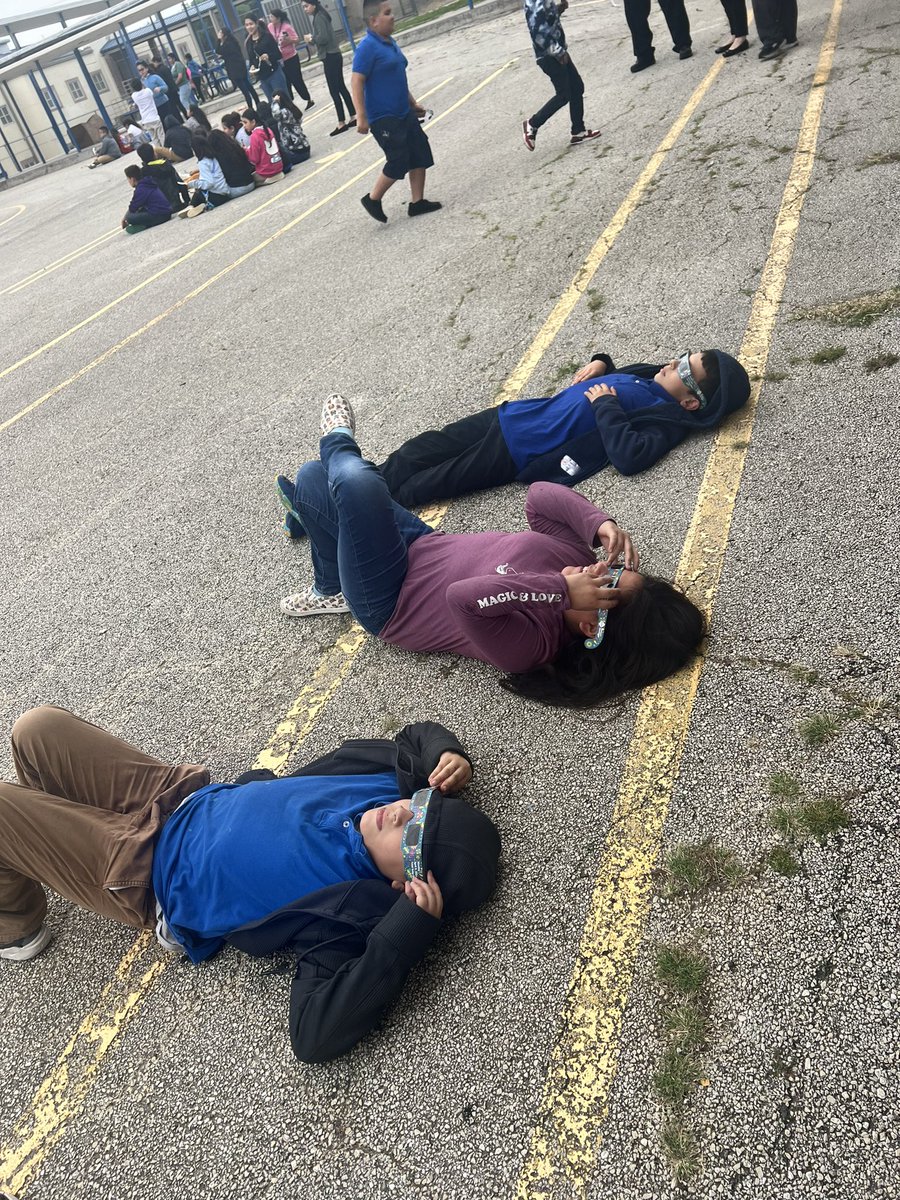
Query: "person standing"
303 0 355 135
168 52 194 112
150 56 186 119
244 13 288 104
268 7 314 108
351 0 440 223
522 0 601 151
186 55 206 100
137 61 172 123
751 0 798 59
622 0 693 72
715 0 750 56
216 28 260 110
129 78 164 146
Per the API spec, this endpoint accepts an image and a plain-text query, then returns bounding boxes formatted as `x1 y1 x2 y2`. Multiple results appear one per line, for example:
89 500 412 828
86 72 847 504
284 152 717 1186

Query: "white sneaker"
320 393 356 437
0 923 52 962
280 586 351 617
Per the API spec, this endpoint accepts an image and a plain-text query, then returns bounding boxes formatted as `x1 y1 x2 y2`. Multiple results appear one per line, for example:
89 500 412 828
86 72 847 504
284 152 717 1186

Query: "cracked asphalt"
0 0 898 1197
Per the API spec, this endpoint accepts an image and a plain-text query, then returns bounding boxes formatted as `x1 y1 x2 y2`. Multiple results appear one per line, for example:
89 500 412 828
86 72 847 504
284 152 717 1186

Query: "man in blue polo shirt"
350 0 441 222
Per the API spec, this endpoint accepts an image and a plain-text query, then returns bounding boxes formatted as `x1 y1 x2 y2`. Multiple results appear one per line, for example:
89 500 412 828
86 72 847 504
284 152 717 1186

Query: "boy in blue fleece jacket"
277 348 750 529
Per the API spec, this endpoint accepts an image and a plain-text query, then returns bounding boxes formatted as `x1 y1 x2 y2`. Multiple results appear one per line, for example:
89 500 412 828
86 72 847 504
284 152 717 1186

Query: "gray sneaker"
320 392 356 438
280 586 351 617
0 923 52 962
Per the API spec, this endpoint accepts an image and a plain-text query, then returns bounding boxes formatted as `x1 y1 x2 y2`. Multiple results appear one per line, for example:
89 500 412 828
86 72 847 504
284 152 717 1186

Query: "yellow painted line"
514 2 844 1196
0 74 455 389
0 229 119 296
0 69 503 439
0 204 25 230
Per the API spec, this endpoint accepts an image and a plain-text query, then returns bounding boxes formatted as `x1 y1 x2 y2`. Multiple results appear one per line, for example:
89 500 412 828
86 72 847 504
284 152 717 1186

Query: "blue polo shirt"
352 31 410 121
498 374 671 470
152 772 399 962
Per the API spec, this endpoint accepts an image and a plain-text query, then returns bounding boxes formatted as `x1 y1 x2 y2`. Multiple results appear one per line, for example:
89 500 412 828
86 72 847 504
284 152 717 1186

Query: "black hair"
221 111 242 132
127 78 141 93
188 104 211 131
363 0 387 21
163 114 181 131
500 577 706 708
192 131 213 160
135 143 156 164
304 0 326 10
256 101 274 125
218 28 239 48
699 351 720 404
124 164 142 181
209 128 251 171
269 6 288 18
241 108 258 124
98 123 109 133
272 89 302 121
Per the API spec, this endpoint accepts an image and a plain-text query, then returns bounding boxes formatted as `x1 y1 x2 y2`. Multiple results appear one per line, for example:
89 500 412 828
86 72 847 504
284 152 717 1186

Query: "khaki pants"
0 707 208 942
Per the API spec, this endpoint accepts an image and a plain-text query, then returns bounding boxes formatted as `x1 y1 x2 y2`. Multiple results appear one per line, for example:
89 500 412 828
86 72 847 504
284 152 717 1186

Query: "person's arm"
351 72 368 133
572 352 616 384
589 391 687 476
393 722 473 794
524 481 615 547
445 572 572 672
288 885 442 1062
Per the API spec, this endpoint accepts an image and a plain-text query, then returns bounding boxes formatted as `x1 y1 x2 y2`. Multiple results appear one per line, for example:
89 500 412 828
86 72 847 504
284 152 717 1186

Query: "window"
0 104 12 126
40 86 58 110
91 70 109 93
66 78 86 101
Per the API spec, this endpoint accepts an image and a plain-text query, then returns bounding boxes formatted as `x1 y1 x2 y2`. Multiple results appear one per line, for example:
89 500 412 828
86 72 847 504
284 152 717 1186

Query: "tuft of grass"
457 332 472 350
663 1001 708 1051
864 351 899 373
586 288 605 315
764 369 789 382
769 771 801 800
809 345 846 365
798 713 840 745
789 665 820 685
770 805 801 839
731 439 751 449
766 845 801 876
662 840 745 897
660 1120 702 1183
655 945 710 996
654 1044 702 1108
795 286 900 329
796 795 850 842
550 359 582 384
859 150 900 168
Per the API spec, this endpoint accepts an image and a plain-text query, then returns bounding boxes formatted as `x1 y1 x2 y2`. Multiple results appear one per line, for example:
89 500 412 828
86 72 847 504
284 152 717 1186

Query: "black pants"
126 211 171 230
378 408 517 508
719 0 749 37
283 55 311 104
623 0 692 58
229 72 260 110
751 0 797 44
323 52 354 123
530 56 585 135
188 189 230 209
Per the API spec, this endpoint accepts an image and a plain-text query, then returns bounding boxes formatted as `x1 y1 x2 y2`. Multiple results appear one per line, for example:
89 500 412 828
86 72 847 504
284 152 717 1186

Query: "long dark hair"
191 131 213 160
272 89 302 121
188 104 211 131
500 577 706 708
208 128 251 171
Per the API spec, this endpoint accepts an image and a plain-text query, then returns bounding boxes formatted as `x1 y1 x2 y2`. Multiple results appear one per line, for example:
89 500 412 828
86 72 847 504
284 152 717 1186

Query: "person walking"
521 0 601 151
622 0 693 72
303 0 355 135
244 13 288 104
268 7 314 108
352 0 440 222
217 28 260 110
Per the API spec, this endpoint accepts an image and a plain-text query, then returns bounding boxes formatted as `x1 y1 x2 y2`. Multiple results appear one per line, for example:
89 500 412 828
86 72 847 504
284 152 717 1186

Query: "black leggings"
378 408 517 508
283 55 311 104
229 72 260 111
188 189 230 209
323 52 354 123
126 211 171 230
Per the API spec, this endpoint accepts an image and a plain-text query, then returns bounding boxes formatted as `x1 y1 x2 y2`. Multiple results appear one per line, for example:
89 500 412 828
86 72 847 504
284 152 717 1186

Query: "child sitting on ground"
120 164 172 233
0 706 499 1062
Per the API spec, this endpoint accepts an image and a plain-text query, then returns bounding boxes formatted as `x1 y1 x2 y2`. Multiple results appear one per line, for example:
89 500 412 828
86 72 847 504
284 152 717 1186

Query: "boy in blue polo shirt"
351 0 441 222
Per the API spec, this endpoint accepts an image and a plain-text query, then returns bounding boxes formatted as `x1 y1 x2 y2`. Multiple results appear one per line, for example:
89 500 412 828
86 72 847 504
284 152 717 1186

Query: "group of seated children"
118 100 311 232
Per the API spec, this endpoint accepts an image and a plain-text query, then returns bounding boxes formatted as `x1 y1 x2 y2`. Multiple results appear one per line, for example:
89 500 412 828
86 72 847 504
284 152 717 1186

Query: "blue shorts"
370 110 434 180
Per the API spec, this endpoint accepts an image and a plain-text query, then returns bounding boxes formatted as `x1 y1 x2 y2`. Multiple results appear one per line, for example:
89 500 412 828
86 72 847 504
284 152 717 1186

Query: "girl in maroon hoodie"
277 396 704 708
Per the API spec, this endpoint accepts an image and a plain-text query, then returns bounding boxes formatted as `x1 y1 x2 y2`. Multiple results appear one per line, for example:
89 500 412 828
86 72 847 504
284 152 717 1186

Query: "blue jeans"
259 66 288 103
293 433 433 634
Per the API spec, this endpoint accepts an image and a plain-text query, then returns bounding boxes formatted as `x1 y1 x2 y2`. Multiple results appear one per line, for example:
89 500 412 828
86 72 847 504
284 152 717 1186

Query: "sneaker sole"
1 925 52 962
280 596 351 617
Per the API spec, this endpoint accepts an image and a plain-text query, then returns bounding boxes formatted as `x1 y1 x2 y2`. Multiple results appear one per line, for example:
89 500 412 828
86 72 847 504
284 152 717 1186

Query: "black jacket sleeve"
592 396 688 475
288 892 440 1063
393 722 471 795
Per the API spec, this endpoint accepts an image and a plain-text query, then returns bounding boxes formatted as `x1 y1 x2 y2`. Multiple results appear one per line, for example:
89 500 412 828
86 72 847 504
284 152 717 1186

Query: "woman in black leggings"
303 0 355 136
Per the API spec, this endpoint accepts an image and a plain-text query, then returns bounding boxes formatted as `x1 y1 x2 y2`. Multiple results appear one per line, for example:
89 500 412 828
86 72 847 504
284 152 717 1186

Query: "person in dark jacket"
217 27 260 110
0 705 500 1063
120 163 173 232
244 12 288 103
156 114 194 162
136 143 191 211
276 349 750 524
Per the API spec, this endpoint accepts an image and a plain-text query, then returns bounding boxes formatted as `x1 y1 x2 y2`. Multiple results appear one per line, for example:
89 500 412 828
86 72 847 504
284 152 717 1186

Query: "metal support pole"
0 118 22 173
34 60 79 151
119 23 140 72
156 11 180 59
335 0 356 51
28 70 69 153
3 80 45 163
74 46 115 129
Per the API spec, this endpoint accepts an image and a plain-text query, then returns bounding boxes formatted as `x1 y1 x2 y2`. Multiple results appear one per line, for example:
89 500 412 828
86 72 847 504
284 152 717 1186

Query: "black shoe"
676 45 693 59
723 38 750 56
758 40 784 59
408 199 442 217
630 54 655 73
361 193 387 223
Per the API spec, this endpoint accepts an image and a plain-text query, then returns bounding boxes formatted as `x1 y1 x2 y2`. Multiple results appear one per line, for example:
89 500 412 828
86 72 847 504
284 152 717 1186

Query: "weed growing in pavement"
550 359 582 384
457 332 472 350
864 351 899 373
731 439 751 449
769 771 801 800
766 845 802 876
656 944 710 995
659 1120 702 1183
798 713 840 745
795 286 900 328
789 664 820 685
769 796 850 844
859 150 900 167
586 288 605 315
809 345 846 365
662 840 745 897
764 369 789 381
655 1043 703 1107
